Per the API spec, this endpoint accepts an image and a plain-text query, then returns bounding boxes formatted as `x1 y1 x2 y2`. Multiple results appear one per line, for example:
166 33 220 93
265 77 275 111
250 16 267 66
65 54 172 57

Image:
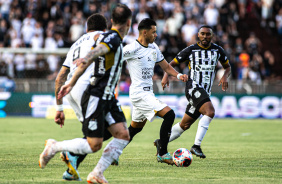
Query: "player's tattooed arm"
55 66 70 105
83 44 109 64
68 44 110 88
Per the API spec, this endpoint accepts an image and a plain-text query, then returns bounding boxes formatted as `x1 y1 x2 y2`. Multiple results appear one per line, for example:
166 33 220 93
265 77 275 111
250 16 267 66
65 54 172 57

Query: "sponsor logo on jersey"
133 46 141 53
194 91 201 98
189 106 196 113
195 65 215 71
152 51 157 61
142 67 153 79
124 51 130 57
89 119 98 131
104 33 116 43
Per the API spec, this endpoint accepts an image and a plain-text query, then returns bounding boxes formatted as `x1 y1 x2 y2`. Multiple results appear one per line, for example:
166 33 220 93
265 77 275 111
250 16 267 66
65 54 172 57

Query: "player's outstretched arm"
58 83 72 99
218 62 231 91
54 111 65 127
55 66 69 104
159 59 188 88
54 66 69 126
178 74 188 82
83 43 110 64
58 44 110 100
161 59 179 89
161 72 169 90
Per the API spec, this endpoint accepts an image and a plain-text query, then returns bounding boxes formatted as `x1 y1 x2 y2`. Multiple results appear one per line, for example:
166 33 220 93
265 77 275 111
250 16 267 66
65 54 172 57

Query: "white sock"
93 138 128 174
194 115 212 146
54 138 93 155
169 122 184 142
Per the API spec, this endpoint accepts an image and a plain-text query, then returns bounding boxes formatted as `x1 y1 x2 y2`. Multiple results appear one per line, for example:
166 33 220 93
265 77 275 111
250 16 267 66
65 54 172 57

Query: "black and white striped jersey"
89 29 124 100
174 42 229 95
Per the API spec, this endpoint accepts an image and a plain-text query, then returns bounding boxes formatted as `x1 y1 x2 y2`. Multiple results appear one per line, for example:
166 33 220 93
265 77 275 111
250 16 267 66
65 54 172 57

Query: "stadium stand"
0 0 281 93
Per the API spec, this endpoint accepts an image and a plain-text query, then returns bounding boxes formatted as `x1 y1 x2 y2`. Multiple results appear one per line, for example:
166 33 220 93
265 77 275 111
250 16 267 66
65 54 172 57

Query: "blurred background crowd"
0 0 281 93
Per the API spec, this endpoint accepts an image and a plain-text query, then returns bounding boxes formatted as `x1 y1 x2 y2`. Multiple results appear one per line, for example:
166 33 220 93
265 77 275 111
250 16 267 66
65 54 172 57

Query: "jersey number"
73 47 81 61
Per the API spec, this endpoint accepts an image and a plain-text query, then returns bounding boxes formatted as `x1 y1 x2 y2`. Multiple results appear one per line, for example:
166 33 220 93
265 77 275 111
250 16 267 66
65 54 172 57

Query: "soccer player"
39 4 132 183
161 25 231 158
123 18 188 165
54 14 113 181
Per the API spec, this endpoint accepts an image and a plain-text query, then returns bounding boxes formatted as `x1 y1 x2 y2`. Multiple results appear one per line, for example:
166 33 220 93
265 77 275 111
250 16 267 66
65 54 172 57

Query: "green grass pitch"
0 117 281 184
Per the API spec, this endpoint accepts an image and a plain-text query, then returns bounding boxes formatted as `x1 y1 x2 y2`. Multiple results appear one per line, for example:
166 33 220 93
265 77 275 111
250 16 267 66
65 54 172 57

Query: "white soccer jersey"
62 31 103 85
123 40 164 97
62 31 102 121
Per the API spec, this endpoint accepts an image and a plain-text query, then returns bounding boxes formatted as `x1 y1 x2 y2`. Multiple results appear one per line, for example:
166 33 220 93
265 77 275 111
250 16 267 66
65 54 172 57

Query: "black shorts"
81 91 126 138
185 84 210 120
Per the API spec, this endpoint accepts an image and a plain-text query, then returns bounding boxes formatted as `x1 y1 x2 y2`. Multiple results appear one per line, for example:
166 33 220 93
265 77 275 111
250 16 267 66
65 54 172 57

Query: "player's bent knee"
113 129 130 141
89 142 103 152
206 111 215 118
182 123 191 130
119 130 130 141
87 138 103 152
180 121 193 130
131 120 146 128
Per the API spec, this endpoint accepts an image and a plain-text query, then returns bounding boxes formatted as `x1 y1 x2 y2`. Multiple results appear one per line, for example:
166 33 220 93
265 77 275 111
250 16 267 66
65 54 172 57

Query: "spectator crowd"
0 0 280 93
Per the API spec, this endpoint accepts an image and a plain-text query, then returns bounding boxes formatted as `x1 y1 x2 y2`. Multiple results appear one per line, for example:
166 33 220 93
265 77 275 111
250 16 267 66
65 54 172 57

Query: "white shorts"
130 92 167 122
65 83 88 122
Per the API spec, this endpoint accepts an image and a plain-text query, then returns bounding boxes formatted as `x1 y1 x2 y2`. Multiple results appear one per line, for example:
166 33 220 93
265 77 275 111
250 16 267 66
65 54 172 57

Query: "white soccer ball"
173 148 193 167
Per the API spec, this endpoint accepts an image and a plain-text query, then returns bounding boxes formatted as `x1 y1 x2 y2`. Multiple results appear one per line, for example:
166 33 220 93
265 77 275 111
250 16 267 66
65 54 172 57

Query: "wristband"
56 104 64 111
177 73 183 80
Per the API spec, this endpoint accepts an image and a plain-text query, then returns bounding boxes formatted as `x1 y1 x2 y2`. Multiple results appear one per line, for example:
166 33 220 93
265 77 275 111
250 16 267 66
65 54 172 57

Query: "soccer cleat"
111 158 119 166
39 139 57 169
153 139 161 156
87 171 108 184
62 170 82 181
157 153 174 165
60 151 81 181
190 145 206 158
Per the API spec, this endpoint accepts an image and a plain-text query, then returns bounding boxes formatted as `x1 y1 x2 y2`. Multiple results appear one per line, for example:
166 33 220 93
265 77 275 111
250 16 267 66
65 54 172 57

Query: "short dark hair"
198 25 213 32
138 18 156 31
87 13 107 31
111 3 132 25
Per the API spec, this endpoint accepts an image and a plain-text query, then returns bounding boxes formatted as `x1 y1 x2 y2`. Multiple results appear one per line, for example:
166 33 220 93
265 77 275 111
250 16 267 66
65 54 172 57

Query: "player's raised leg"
39 139 57 169
39 137 95 169
60 127 114 180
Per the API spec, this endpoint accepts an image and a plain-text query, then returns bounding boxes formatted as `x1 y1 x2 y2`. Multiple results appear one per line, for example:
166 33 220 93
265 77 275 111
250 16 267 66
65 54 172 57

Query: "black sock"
77 154 87 167
128 125 143 143
159 110 175 156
